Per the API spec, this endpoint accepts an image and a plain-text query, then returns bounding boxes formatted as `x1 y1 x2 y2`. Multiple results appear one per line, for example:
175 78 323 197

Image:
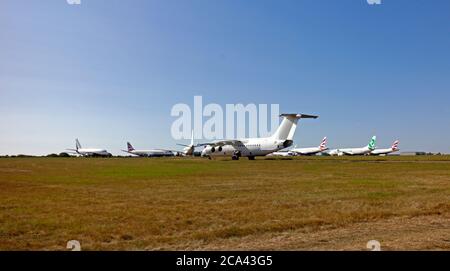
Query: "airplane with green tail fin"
327 136 377 156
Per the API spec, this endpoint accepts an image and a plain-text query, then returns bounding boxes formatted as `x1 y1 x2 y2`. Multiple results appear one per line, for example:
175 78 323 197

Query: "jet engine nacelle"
208 146 223 153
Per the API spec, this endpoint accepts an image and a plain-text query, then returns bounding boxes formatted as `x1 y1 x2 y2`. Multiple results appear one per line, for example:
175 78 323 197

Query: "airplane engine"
210 147 215 153
218 146 223 152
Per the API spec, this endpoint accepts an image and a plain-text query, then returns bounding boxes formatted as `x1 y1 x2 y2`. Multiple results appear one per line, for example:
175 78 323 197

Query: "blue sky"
1 0 450 155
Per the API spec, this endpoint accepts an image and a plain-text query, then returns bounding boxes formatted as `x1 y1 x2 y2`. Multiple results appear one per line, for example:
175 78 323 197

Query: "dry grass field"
0 156 449 251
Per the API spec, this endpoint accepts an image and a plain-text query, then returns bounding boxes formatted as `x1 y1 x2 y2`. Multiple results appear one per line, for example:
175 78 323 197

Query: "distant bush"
45 153 72 158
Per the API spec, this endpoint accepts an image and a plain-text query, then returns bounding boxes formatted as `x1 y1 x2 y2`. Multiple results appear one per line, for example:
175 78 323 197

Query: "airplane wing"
280 113 319 119
341 151 353 155
200 140 244 147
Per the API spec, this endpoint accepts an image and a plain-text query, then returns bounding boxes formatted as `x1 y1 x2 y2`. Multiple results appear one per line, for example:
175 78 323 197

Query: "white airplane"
66 139 111 157
371 140 400 156
122 142 175 157
327 136 377 156
290 137 328 156
201 113 318 160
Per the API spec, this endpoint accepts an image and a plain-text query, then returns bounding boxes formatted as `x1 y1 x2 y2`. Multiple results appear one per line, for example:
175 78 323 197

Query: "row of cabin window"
237 144 261 147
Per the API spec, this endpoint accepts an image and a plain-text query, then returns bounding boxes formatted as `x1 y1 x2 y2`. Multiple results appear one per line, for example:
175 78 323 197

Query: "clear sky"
1 0 450 155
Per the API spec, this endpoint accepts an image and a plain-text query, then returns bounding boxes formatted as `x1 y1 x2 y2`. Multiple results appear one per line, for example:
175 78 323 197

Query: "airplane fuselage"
290 147 327 155
127 150 174 157
371 148 399 155
329 147 372 156
267 151 295 157
202 138 289 158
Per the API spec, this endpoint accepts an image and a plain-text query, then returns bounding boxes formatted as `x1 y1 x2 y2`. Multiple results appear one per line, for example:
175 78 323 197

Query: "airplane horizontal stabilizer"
280 113 319 119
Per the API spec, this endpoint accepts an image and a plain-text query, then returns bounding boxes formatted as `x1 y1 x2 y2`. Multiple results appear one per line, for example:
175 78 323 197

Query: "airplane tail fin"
391 140 400 151
127 142 135 152
319 137 328 151
368 136 377 151
177 130 195 148
75 139 82 151
271 114 318 141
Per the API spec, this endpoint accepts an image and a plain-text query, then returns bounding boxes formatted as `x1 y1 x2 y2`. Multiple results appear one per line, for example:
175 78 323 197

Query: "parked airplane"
371 140 400 155
290 137 328 156
327 136 376 156
66 139 111 157
122 142 175 157
201 113 318 160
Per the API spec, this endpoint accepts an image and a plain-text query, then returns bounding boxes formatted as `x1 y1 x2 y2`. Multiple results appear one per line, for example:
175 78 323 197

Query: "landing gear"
248 156 255 160
232 150 241 160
